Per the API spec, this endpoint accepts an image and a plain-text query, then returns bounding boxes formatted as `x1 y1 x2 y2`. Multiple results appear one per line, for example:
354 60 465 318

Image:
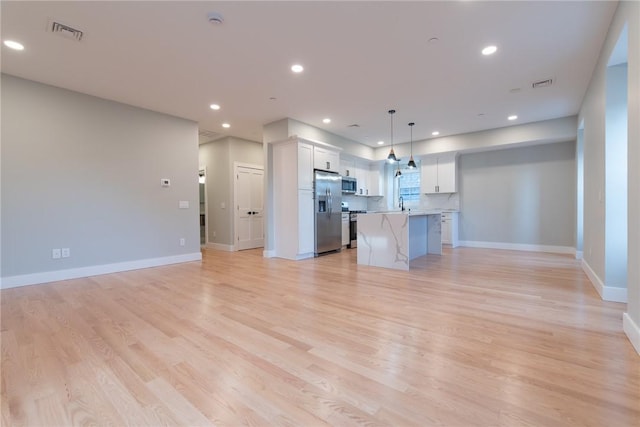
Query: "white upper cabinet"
367 163 383 197
421 153 457 194
314 146 340 172
340 158 356 178
354 160 368 195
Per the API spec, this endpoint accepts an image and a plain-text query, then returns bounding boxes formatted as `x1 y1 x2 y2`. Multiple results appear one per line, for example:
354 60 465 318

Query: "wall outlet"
220 202 225 209
179 201 189 209
161 178 170 187
52 248 61 259
61 248 70 258
179 238 185 246
213 231 216 237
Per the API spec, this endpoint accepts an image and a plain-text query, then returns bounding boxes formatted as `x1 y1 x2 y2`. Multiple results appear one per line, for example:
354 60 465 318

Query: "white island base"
357 212 442 270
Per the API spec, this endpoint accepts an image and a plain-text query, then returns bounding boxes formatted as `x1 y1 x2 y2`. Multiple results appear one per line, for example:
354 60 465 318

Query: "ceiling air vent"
532 78 553 89
49 21 84 42
347 124 360 128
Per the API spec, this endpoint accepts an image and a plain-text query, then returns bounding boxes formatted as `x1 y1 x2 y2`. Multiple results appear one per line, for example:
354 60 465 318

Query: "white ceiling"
0 1 617 147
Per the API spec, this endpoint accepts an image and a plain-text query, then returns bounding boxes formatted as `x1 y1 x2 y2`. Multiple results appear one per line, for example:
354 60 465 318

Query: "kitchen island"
356 211 442 270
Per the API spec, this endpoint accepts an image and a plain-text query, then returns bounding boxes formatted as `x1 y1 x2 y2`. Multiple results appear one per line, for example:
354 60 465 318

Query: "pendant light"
407 122 417 169
387 109 398 163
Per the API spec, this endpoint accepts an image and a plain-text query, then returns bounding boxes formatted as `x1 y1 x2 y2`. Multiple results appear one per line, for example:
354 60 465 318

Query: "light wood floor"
1 247 639 426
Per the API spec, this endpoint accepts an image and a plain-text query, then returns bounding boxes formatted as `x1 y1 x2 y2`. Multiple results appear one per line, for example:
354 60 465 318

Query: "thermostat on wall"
161 178 170 187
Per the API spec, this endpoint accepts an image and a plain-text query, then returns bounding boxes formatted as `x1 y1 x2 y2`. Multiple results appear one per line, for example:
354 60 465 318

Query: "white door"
235 165 264 250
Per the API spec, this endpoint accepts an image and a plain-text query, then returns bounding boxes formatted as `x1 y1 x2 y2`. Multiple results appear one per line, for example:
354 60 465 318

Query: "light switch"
179 201 189 209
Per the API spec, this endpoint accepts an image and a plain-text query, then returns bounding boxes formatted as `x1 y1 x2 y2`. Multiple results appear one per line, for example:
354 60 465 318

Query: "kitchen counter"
356 211 442 271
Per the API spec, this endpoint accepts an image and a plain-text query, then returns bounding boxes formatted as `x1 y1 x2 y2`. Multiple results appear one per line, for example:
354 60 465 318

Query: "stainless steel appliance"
341 176 357 194
348 210 367 248
314 170 342 256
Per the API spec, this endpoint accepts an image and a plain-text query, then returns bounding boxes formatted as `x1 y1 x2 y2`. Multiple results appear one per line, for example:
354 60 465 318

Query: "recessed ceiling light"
222 123 231 128
209 104 220 110
291 64 304 73
3 40 24 51
482 45 497 55
322 118 331 124
377 141 384 145
207 12 224 24
432 131 440 136
508 115 518 121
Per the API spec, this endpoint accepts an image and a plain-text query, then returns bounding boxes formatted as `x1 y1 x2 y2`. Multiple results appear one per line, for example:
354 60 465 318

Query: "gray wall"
605 63 628 288
1 75 200 279
199 136 263 247
459 141 576 247
579 0 639 342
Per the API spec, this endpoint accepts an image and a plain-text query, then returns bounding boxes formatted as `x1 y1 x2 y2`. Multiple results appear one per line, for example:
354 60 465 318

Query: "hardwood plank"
1 247 639 426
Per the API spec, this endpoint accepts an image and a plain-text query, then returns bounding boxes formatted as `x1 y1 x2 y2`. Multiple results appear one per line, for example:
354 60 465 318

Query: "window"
398 166 421 203
386 161 421 209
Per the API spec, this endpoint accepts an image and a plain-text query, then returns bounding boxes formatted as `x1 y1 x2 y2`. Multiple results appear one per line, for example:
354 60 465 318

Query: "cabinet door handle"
326 161 331 170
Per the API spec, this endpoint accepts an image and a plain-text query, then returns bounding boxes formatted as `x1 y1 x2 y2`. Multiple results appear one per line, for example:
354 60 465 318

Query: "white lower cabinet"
441 212 459 248
342 213 350 246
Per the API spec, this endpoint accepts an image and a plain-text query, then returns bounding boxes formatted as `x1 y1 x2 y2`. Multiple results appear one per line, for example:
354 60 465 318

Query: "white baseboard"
581 259 628 303
263 249 276 258
623 313 640 355
458 240 575 255
204 243 234 252
0 252 202 290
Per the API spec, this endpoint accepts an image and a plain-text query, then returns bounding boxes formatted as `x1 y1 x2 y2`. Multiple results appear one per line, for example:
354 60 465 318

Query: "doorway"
199 169 207 246
234 163 264 250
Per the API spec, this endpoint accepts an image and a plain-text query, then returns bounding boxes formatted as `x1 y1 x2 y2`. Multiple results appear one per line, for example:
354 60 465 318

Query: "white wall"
1 75 201 287
198 136 263 248
264 118 374 159
458 141 576 250
578 0 639 353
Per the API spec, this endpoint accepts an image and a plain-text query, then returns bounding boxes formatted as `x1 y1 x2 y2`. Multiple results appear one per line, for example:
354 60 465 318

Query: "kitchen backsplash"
366 192 460 212
342 194 368 211
419 193 460 211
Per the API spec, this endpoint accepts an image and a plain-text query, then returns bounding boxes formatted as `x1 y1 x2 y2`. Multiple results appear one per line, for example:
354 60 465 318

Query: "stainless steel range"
348 210 366 248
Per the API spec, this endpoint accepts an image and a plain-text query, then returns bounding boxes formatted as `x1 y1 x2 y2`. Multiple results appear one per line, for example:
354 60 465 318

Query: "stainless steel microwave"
342 176 357 194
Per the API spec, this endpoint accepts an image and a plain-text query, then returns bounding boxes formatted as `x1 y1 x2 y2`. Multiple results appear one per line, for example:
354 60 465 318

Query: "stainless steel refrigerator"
314 170 342 256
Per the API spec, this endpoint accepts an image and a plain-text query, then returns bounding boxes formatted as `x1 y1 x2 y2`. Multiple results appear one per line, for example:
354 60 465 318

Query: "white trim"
263 249 276 258
623 313 640 355
581 259 628 303
575 250 583 260
0 252 202 290
458 240 575 255
204 242 234 252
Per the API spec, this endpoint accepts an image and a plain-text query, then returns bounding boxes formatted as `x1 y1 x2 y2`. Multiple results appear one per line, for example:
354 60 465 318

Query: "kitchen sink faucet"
399 196 405 211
